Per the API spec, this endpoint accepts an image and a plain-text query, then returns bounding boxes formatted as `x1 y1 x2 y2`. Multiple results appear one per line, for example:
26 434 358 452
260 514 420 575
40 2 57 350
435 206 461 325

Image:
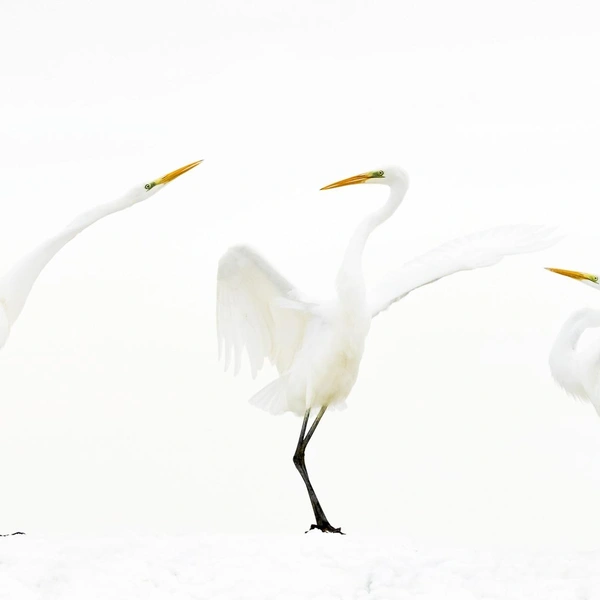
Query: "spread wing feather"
369 224 560 317
217 245 310 377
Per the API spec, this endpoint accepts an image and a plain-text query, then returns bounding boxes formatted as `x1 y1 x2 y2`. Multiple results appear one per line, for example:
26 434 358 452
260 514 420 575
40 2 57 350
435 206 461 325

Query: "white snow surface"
1 533 599 599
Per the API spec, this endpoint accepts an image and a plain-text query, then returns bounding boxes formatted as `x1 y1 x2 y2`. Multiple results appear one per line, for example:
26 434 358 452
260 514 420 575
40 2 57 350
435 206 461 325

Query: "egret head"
133 160 203 202
320 165 409 192
546 267 600 290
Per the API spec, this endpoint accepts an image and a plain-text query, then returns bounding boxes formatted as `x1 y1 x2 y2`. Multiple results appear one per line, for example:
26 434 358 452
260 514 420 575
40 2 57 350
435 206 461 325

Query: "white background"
0 0 600 552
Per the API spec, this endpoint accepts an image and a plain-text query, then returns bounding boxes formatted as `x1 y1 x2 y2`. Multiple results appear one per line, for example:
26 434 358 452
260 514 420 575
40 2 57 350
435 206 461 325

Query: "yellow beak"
155 160 203 185
320 171 373 191
545 267 598 282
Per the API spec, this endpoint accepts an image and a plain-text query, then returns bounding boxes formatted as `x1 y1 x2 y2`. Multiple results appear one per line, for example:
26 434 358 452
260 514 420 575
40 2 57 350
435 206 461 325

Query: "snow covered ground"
1 533 599 600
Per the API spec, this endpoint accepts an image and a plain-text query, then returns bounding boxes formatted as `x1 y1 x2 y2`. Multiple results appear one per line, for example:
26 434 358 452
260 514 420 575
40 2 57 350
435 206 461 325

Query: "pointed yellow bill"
321 171 379 190
545 267 598 282
155 160 203 185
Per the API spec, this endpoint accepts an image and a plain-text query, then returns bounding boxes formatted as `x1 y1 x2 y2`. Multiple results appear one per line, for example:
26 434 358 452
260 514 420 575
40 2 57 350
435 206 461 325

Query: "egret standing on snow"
0 160 202 352
546 267 600 415
217 166 558 533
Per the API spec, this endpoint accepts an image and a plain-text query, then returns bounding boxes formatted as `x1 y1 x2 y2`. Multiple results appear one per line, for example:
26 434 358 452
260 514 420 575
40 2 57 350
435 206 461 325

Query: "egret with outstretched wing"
218 166 558 533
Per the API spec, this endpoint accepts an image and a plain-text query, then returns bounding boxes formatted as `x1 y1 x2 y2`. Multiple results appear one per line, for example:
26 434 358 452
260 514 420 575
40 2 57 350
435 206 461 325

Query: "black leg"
293 406 343 534
303 406 327 446
0 532 25 537
297 409 311 447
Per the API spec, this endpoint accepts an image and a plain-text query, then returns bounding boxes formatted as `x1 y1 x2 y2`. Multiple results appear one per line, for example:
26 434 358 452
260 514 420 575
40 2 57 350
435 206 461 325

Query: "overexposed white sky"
1 0 600 551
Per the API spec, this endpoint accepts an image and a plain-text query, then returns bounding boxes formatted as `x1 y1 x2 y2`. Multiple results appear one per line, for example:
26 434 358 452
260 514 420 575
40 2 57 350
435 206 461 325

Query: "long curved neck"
549 307 600 399
554 308 600 351
0 191 142 327
335 183 406 298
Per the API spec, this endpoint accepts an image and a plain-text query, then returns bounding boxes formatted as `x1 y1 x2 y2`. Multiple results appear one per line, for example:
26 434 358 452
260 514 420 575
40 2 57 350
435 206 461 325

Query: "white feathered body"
549 308 600 416
263 293 371 416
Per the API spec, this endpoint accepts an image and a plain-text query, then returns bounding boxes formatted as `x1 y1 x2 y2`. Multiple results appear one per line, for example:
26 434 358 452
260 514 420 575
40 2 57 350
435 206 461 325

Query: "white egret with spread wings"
217 166 558 533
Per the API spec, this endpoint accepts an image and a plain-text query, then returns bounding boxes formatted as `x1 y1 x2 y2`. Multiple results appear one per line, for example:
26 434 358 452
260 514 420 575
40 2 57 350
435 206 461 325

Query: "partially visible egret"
0 159 201 537
0 160 202 351
217 165 558 534
546 268 600 415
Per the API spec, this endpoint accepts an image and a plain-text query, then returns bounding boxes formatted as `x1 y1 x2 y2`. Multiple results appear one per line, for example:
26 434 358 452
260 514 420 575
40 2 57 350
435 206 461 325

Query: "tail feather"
249 375 290 415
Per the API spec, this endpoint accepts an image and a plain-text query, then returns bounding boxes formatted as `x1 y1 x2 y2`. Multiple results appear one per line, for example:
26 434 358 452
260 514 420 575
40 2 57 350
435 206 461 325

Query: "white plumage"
549 309 600 406
545 268 600 417
0 160 201 351
216 246 311 379
369 224 559 317
217 166 560 417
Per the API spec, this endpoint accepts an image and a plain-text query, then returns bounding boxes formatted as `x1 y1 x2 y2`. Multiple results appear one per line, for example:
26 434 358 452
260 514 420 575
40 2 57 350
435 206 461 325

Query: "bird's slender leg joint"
293 406 344 534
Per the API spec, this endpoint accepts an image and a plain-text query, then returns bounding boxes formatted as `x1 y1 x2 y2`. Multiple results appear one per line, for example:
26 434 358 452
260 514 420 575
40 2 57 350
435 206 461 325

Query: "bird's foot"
0 532 25 537
306 523 345 535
